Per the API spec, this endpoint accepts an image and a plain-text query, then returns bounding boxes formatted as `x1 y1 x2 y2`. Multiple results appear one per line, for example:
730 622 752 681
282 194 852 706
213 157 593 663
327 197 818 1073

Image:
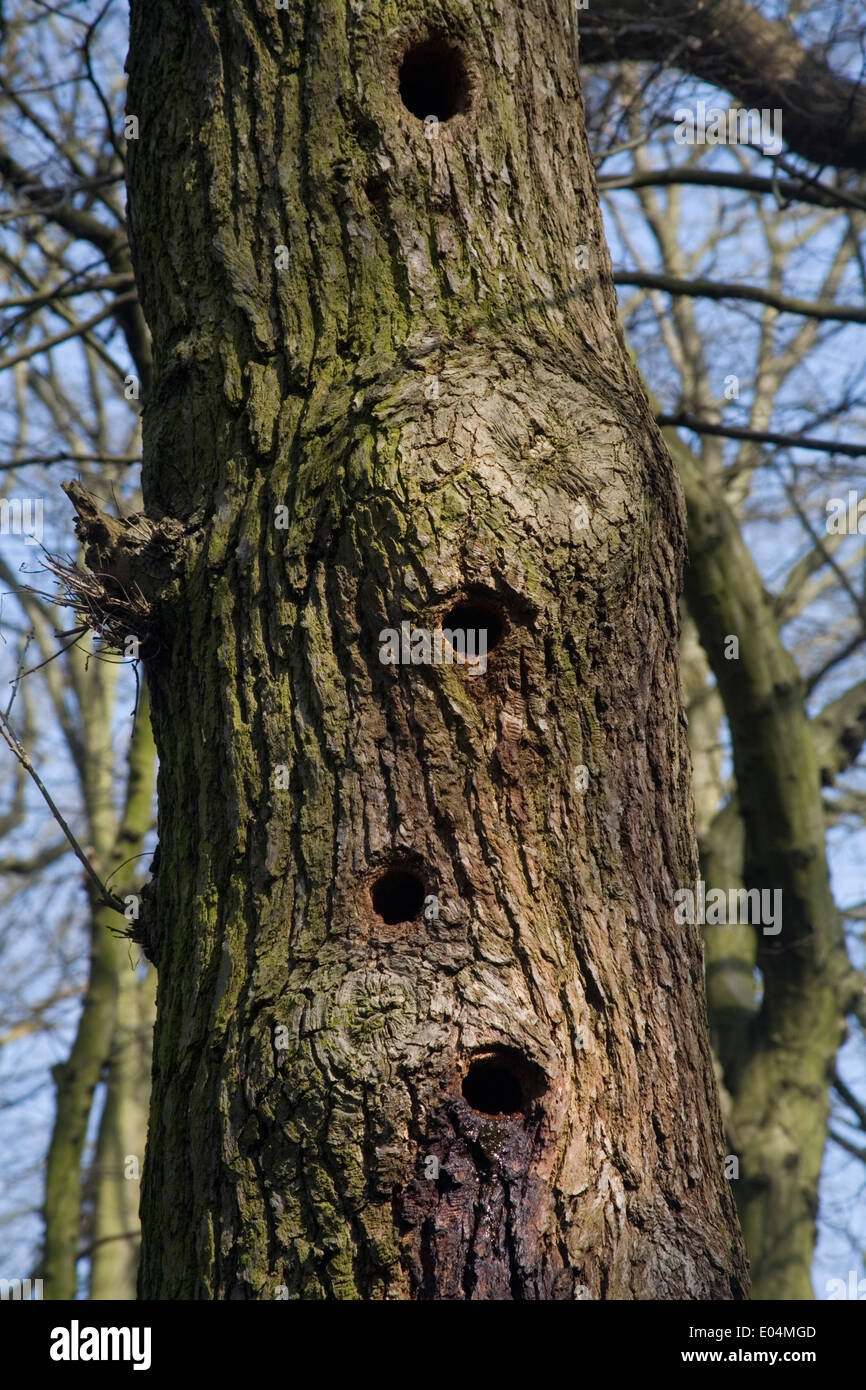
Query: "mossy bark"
127 0 747 1299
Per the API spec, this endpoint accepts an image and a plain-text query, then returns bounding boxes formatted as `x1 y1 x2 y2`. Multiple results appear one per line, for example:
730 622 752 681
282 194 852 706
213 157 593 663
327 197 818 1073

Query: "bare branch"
601 166 866 213
614 269 866 326
656 413 866 459
0 713 125 914
814 682 866 784
580 0 866 172
0 291 137 373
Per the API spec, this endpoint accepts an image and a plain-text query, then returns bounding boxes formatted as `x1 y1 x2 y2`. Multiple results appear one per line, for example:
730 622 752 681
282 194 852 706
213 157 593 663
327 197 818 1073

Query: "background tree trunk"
88 965 155 1300
671 432 852 1300
35 663 155 1300
127 0 747 1299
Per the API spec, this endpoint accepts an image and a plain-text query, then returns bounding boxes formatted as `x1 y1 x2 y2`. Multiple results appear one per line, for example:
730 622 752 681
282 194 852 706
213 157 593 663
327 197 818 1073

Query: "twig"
0 711 125 913
657 412 865 458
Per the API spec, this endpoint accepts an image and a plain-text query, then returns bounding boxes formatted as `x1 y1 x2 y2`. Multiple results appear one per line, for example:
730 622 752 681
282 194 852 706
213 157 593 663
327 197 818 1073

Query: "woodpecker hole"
461 1048 545 1117
364 172 388 209
463 1061 522 1115
439 598 506 673
399 36 470 123
371 868 426 925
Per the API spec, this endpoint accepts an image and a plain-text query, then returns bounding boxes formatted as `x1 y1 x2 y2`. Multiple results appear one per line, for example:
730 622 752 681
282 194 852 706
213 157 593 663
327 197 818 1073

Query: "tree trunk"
37 671 156 1299
126 0 747 1299
88 966 156 1300
671 431 852 1300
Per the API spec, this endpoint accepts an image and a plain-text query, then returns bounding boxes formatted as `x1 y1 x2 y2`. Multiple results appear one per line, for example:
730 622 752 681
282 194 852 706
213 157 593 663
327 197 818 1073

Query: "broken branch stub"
50 481 187 656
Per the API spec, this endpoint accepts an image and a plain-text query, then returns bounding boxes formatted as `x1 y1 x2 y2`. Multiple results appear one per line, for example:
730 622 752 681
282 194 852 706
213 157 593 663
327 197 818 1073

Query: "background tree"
581 20 866 1297
0 0 154 1300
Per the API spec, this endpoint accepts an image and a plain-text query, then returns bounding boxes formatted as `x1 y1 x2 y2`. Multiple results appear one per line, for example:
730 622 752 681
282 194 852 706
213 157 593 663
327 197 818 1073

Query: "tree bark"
127 0 747 1299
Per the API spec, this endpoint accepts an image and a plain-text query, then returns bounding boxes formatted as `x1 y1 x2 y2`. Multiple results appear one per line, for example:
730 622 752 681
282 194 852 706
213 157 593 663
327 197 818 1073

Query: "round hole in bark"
371 869 426 925
439 599 505 671
461 1047 546 1116
398 37 470 122
364 173 387 208
463 1060 522 1115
